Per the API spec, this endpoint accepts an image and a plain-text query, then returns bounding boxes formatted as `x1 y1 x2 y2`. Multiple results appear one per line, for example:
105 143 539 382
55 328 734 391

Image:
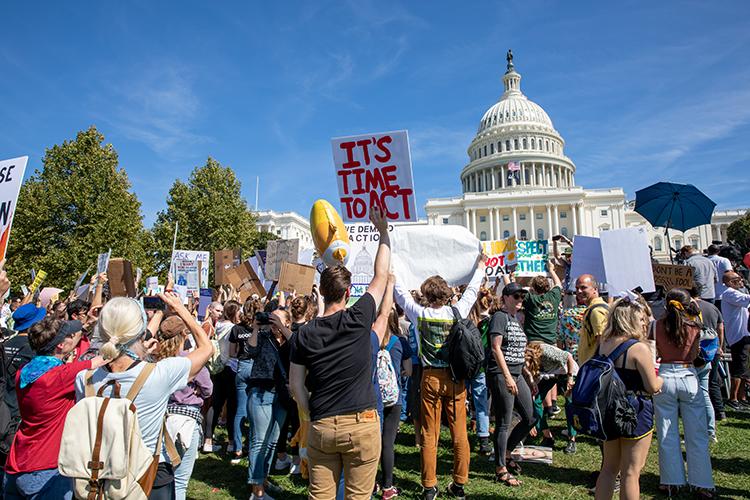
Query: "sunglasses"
505 293 525 300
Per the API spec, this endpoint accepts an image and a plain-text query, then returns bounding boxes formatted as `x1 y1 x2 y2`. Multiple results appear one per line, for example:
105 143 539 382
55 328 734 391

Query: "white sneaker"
249 494 274 500
289 462 301 475
274 455 292 470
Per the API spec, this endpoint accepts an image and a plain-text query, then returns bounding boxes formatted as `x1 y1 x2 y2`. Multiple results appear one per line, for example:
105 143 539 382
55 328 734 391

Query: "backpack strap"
450 306 461 321
607 339 638 363
84 369 97 398
154 416 181 466
87 397 112 500
125 362 156 401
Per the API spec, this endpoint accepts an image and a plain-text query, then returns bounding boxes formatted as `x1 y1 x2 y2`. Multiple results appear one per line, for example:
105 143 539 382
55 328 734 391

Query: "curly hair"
29 316 62 353
290 296 314 323
525 342 544 380
155 328 184 361
240 298 263 328
420 275 452 306
468 287 495 326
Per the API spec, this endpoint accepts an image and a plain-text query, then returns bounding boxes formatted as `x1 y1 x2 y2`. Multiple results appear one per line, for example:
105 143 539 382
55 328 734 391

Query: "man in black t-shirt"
290 206 391 500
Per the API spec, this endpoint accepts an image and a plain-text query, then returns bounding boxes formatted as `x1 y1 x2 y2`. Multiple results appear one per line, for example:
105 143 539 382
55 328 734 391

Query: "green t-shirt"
523 287 562 344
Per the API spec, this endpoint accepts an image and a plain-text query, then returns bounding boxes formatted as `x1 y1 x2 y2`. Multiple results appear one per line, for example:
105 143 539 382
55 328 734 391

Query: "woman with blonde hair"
653 288 715 498
74 294 214 499
595 294 662 500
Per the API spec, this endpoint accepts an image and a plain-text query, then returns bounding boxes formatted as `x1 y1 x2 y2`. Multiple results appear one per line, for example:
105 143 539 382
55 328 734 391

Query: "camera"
255 312 272 325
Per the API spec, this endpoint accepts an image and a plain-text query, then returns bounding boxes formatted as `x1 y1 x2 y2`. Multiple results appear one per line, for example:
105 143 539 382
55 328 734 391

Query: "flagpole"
170 221 179 271
255 176 259 211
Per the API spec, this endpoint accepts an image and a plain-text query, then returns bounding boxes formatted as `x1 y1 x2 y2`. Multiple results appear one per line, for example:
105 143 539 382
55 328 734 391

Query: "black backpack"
444 307 485 382
0 337 20 456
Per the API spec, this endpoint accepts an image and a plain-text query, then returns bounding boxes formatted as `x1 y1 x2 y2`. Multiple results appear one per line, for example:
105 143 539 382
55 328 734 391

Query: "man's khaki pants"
420 367 470 488
307 409 381 499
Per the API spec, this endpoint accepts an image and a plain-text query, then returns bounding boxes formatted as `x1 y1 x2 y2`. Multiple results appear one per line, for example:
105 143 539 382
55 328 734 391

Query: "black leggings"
210 366 238 442
276 405 300 455
380 404 402 488
488 371 536 468
708 356 725 413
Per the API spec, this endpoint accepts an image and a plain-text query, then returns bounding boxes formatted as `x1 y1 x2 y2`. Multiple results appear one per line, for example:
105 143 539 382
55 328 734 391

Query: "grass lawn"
188 408 750 499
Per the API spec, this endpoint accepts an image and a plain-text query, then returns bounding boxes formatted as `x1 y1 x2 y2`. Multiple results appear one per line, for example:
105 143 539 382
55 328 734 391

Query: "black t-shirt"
291 293 377 421
3 333 34 416
228 325 254 361
486 310 527 376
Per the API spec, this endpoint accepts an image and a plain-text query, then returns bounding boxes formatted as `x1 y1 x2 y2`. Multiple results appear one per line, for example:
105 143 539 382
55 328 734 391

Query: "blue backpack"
568 339 639 441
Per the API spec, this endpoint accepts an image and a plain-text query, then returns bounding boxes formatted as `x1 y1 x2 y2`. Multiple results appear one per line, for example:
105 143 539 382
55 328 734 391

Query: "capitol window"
690 236 700 248
546 140 550 151
498 141 502 152
523 138 528 149
531 138 536 149
490 143 494 154
560 211 567 218
514 139 519 150
654 236 662 251
502 214 510 221
480 231 487 241
506 140 511 151
484 145 487 156
561 227 569 237
520 214 526 220
520 229 527 240
535 213 543 220
600 209 608 216
503 230 510 238
537 228 545 240
443 218 449 225
479 216 487 223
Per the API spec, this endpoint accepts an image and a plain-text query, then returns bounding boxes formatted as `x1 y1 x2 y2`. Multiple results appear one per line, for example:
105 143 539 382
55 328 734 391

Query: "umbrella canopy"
634 182 716 233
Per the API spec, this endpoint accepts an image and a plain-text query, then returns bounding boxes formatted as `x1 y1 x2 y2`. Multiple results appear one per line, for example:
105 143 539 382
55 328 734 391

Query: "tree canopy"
727 210 750 253
151 157 272 281
6 126 153 290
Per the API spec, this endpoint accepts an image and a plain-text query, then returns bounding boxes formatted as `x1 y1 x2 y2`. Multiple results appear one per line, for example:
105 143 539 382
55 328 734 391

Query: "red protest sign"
331 130 417 222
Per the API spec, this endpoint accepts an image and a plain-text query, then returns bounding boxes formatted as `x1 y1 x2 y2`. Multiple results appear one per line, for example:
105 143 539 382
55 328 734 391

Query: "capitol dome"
461 50 576 194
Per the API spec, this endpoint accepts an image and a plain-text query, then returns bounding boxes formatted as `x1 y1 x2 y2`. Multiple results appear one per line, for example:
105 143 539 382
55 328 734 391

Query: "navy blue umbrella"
634 182 716 232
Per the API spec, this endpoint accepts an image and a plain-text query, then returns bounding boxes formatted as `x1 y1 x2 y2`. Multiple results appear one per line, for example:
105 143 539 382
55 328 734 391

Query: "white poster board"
0 156 28 261
569 236 607 292
97 249 112 276
600 227 656 295
390 225 481 291
344 222 395 299
174 259 200 294
170 250 209 289
331 130 417 222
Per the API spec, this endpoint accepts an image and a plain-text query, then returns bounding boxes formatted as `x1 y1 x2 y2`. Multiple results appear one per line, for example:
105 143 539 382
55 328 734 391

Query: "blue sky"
1 1 749 226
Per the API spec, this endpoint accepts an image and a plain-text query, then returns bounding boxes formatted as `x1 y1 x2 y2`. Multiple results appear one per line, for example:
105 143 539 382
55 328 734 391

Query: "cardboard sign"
249 256 273 292
0 156 28 261
107 258 136 297
265 239 300 281
214 249 241 286
331 130 417 222
481 237 517 280
170 250 209 288
515 240 549 277
569 236 607 292
652 264 695 290
225 261 266 299
174 259 200 293
97 249 111 276
600 227 655 295
278 262 316 295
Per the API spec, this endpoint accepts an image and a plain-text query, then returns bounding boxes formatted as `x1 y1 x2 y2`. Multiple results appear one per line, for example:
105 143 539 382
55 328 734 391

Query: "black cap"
501 282 528 296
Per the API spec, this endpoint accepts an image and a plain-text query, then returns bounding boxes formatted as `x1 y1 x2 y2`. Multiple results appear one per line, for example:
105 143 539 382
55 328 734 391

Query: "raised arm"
394 282 424 326
372 274 395 345
160 292 214 379
455 254 488 317
548 258 562 288
365 206 391 309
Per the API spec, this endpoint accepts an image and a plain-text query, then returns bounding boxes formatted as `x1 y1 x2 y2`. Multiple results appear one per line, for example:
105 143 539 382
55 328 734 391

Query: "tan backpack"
58 363 181 500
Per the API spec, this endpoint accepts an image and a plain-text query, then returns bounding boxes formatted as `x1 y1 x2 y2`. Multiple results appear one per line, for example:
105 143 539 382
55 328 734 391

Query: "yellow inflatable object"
310 199 351 267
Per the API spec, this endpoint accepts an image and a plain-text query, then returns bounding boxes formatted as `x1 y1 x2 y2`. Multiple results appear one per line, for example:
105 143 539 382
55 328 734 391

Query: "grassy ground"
188 408 750 499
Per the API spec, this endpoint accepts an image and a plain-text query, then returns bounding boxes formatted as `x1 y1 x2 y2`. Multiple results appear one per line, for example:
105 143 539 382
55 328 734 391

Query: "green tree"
727 210 750 252
151 157 269 281
6 126 154 290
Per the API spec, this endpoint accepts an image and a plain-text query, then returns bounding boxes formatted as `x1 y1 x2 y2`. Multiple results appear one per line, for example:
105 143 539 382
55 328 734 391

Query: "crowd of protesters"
0 212 748 500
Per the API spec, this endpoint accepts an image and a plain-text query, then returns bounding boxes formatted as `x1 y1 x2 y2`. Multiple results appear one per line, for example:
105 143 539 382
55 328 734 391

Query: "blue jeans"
654 364 714 489
469 371 490 438
234 359 254 452
173 422 201 500
247 387 287 484
3 469 73 500
696 363 716 437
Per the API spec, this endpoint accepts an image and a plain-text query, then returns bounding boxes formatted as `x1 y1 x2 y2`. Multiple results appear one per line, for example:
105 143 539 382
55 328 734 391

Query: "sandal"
505 458 522 475
496 471 522 486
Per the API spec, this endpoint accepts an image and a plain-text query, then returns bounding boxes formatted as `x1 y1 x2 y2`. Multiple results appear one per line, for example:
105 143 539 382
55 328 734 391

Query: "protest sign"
600 227 655 295
215 249 241 286
75 285 89 299
28 270 47 294
248 256 273 292
146 277 159 295
20 285 29 296
197 288 213 321
652 264 695 290
225 261 266 299
170 250 209 289
107 258 136 297
265 239 300 281
331 130 417 222
174 259 200 294
343 223 395 299
173 284 188 304
391 225 481 291
39 287 63 308
569 236 607 291
515 240 549 277
97 249 111 276
278 262 316 295
481 236 517 280
0 156 28 261
74 265 92 291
